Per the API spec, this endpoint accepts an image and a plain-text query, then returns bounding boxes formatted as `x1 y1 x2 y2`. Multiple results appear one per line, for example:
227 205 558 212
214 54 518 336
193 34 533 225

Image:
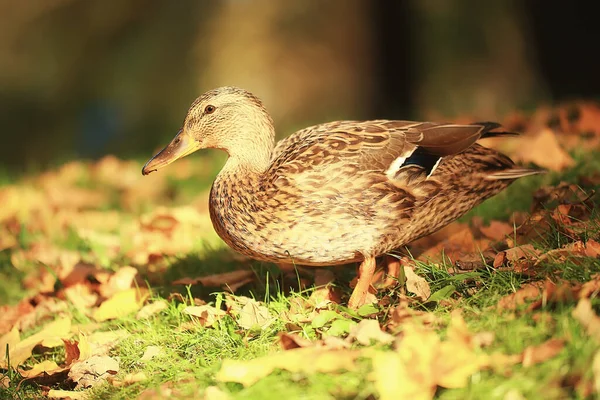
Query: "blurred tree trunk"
196 0 375 136
410 0 546 120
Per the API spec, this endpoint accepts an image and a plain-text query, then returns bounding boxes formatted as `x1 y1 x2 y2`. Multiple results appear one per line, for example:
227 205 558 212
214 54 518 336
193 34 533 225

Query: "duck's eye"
204 105 216 114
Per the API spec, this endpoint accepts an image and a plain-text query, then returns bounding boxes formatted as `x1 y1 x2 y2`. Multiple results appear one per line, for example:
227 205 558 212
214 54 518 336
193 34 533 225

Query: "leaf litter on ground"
1 102 600 398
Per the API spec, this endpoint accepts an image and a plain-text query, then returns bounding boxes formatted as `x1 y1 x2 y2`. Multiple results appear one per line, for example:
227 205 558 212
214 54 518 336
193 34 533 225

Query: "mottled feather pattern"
209 116 534 266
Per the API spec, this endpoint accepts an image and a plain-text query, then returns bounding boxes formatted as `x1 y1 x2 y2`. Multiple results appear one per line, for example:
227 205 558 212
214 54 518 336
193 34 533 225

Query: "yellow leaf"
140 345 162 362
136 300 168 320
47 389 88 399
215 348 359 387
371 351 433 400
238 299 274 330
18 360 65 378
93 288 148 322
437 341 484 388
183 305 226 327
348 319 394 345
78 333 92 361
1 317 71 369
593 350 600 395
573 298 600 341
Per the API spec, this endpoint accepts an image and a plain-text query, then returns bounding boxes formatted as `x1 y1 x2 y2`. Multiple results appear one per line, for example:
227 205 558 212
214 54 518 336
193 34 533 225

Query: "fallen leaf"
98 266 139 298
496 282 544 310
479 220 514 241
278 332 314 350
404 264 431 301
1 317 71 369
110 371 148 387
573 298 600 341
0 299 35 335
580 274 600 299
521 339 565 367
92 288 149 322
47 389 88 400
203 386 231 400
1 375 9 388
227 297 275 330
347 319 394 346
136 300 168 320
493 244 541 268
140 346 162 362
309 269 341 306
513 129 574 171
172 270 255 290
215 348 360 387
183 305 226 327
593 350 600 395
18 360 66 378
371 351 430 400
64 284 98 314
69 355 119 389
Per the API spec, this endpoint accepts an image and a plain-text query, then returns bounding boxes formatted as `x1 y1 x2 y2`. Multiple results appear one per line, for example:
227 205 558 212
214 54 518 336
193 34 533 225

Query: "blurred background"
1 0 599 171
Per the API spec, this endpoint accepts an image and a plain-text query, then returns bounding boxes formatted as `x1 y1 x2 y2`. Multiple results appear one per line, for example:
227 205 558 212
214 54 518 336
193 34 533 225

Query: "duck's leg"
381 255 402 288
348 256 377 309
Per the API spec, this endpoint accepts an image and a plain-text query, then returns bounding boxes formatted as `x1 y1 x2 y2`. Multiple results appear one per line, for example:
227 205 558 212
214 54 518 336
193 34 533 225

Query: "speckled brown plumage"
142 86 543 308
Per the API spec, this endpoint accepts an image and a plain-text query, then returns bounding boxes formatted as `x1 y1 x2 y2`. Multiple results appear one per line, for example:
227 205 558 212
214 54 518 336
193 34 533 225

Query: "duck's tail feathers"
486 168 546 180
476 121 521 139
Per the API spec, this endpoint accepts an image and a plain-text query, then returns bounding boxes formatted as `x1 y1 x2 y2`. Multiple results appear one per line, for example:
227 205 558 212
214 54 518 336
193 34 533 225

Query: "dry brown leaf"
580 275 600 299
136 300 168 320
521 339 565 367
496 282 545 310
493 244 541 268
69 355 119 389
573 298 600 341
92 288 149 322
387 298 438 330
172 270 255 289
404 264 431 301
278 332 314 350
0 299 35 335
308 269 341 306
413 223 490 264
215 347 360 387
479 220 514 241
47 389 89 400
183 305 226 327
513 129 574 171
347 319 394 346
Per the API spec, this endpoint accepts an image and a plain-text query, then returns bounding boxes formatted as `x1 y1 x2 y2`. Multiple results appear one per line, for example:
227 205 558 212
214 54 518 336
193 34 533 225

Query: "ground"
1 102 600 400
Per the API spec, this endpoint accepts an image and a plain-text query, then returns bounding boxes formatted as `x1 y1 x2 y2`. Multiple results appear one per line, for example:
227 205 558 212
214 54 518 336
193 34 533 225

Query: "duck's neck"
219 122 275 179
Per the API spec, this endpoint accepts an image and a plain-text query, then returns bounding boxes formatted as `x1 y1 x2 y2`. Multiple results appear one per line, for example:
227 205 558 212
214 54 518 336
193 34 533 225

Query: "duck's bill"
141 130 199 175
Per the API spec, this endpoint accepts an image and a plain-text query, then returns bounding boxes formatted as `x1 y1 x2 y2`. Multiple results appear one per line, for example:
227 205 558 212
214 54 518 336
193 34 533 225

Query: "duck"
142 86 542 309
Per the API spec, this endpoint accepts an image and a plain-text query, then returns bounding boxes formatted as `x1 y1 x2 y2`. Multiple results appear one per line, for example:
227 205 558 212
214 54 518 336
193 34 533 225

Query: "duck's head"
142 86 275 175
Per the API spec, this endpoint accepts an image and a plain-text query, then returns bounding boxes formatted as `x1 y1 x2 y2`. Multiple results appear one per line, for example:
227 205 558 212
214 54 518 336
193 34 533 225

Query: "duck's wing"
268 120 514 180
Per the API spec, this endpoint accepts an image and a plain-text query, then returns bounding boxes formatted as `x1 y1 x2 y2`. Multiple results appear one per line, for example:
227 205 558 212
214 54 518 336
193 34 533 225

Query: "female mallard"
142 86 541 309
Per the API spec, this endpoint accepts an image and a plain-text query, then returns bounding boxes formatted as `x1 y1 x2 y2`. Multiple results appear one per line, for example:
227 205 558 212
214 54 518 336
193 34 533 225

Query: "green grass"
2 151 600 400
